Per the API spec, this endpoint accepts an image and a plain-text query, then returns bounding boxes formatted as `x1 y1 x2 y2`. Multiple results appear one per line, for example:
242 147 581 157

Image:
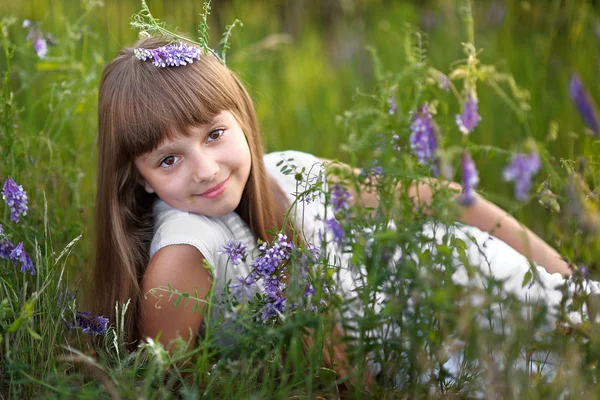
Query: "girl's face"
135 110 252 217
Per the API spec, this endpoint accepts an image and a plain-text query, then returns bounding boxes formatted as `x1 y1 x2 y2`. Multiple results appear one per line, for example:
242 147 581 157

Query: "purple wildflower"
22 19 31 28
219 240 248 266
229 274 256 301
438 75 450 92
460 152 479 206
502 151 541 201
64 311 109 335
410 104 438 168
307 243 321 260
260 296 286 323
264 274 286 300
134 42 202 68
456 92 482 134
34 38 48 59
2 177 28 223
252 234 292 277
0 236 14 259
304 284 315 297
330 184 352 212
387 89 397 115
569 74 600 136
325 217 344 244
10 242 35 275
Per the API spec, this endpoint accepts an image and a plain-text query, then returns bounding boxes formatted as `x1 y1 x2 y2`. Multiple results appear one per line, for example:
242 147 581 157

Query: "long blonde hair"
91 37 294 345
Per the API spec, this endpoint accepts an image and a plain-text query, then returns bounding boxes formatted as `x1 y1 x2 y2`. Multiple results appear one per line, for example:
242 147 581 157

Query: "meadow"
0 0 600 398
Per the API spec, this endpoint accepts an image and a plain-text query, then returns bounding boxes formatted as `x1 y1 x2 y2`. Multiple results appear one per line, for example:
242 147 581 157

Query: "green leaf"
522 270 532 288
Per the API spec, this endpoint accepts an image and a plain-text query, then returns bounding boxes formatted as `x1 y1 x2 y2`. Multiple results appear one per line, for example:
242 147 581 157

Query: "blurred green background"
0 0 599 273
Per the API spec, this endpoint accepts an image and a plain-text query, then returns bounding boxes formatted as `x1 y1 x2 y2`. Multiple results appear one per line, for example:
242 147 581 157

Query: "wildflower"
325 217 344 244
503 151 541 201
0 236 14 259
438 75 450 91
34 38 48 59
456 92 482 134
23 20 50 59
229 274 256 301
252 234 292 277
569 73 600 136
460 152 479 206
304 284 315 297
2 177 28 223
64 311 109 335
10 242 35 275
264 274 286 300
219 240 248 266
134 42 202 67
387 88 397 115
330 184 352 212
307 242 321 260
260 297 286 323
410 104 438 168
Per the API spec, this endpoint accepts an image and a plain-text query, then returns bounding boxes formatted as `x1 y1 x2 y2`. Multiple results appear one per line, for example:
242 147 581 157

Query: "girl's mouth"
198 175 230 198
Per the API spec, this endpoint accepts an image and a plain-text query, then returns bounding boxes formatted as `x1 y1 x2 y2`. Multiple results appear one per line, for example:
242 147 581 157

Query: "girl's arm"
141 244 213 351
321 159 572 277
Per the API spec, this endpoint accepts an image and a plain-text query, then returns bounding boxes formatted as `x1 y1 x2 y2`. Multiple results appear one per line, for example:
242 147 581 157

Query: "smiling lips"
198 176 229 198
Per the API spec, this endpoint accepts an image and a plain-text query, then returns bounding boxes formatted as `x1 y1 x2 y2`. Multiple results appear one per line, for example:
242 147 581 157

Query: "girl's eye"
207 128 225 143
160 155 180 168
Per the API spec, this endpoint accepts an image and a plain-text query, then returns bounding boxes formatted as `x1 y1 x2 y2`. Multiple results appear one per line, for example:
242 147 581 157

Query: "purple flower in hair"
460 152 479 206
10 242 35 275
569 73 600 136
410 104 439 171
503 151 541 201
330 184 352 213
219 240 248 266
134 42 202 68
2 177 28 223
325 217 345 244
456 92 482 134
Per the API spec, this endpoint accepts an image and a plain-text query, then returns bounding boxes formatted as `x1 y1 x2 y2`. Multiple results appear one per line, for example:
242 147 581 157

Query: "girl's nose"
192 155 219 183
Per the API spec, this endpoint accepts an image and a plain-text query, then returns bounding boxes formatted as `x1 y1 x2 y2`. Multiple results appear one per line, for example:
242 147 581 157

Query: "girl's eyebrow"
149 114 228 157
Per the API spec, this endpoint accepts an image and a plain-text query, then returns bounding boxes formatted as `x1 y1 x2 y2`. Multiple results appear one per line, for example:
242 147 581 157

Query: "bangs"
99 40 240 163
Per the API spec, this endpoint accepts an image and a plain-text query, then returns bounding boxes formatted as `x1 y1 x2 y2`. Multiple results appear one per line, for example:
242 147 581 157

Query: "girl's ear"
138 178 156 194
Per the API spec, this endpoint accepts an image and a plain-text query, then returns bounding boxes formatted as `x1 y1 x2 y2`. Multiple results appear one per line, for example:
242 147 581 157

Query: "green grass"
0 0 599 398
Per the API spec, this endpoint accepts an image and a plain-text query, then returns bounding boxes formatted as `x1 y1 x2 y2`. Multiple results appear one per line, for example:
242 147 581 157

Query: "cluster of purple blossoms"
330 184 352 213
460 152 479 206
9 242 35 275
219 240 247 266
252 234 293 321
229 274 256 301
63 311 109 335
569 73 600 136
456 92 482 134
23 20 52 59
409 104 439 171
134 42 202 68
502 151 541 201
325 217 344 244
58 291 109 335
2 177 28 223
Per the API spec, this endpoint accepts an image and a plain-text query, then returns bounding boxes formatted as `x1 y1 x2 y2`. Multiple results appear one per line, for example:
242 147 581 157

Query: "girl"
91 36 585 368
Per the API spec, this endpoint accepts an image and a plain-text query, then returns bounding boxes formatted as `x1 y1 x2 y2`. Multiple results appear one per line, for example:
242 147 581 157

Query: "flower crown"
130 0 241 67
134 42 202 68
